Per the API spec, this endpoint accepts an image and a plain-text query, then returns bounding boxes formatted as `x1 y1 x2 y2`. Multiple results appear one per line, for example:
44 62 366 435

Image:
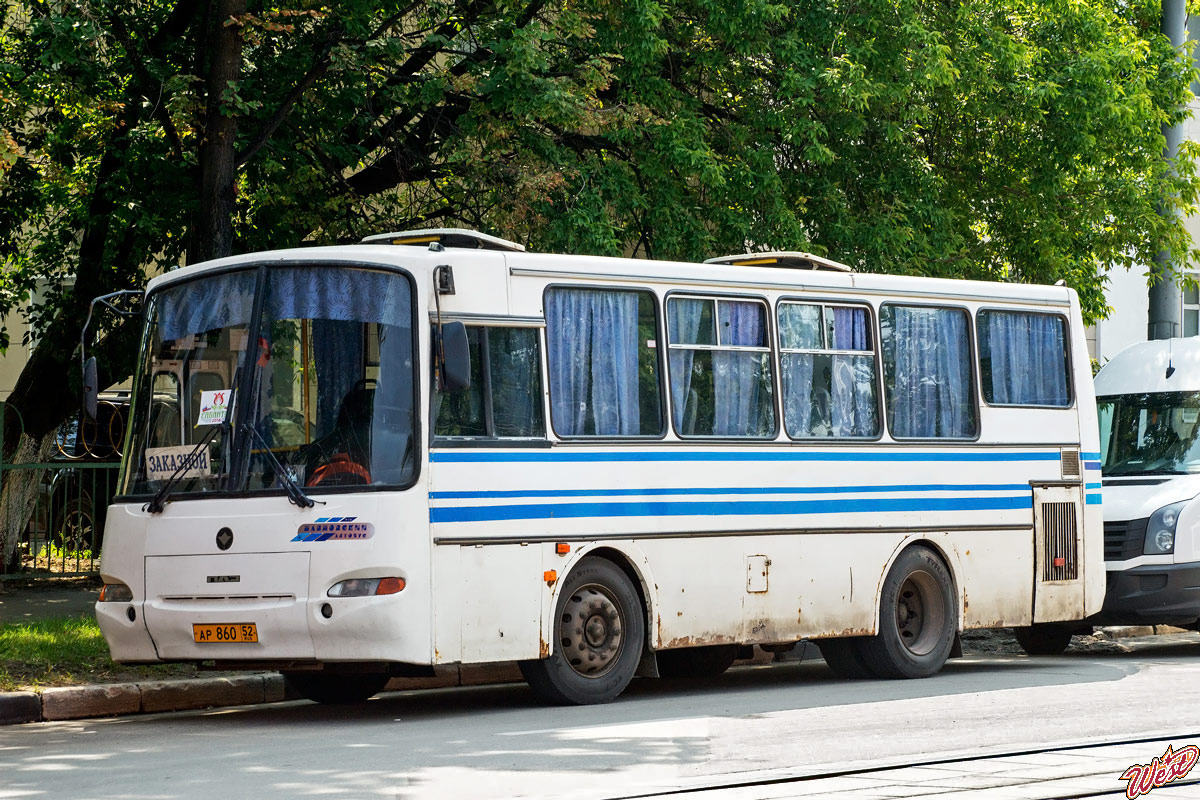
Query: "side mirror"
438 321 471 392
83 356 99 422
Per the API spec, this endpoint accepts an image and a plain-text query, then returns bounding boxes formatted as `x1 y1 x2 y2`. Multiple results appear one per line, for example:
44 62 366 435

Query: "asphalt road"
2 636 1198 800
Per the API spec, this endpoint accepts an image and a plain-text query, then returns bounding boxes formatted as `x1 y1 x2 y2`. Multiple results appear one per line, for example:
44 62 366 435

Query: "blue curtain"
981 312 1069 406
155 270 257 341
670 299 773 437
713 301 772 436
546 288 641 436
885 306 975 438
781 305 875 438
265 267 410 328
668 298 706 433
830 307 877 437
312 319 364 435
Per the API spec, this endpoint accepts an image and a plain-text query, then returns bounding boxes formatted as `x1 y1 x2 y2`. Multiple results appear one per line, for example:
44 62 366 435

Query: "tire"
817 637 875 679
856 546 957 679
656 645 739 679
1012 623 1075 656
519 557 645 705
282 671 390 704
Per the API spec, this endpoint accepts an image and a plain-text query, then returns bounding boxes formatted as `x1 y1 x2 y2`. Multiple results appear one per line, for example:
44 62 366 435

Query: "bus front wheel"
520 557 645 705
857 546 957 679
282 671 390 704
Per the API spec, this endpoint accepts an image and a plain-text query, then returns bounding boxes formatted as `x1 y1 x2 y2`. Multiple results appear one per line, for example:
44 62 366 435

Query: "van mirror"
438 321 471 392
83 356 99 422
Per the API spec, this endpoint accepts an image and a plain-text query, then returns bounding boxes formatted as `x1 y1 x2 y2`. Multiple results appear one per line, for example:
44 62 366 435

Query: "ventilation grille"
1041 501 1079 581
1060 449 1081 480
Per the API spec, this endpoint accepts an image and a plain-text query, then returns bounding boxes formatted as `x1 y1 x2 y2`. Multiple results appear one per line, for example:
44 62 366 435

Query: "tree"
0 0 1196 568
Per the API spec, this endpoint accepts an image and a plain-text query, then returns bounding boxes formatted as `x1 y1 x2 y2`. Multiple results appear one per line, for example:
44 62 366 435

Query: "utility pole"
1149 0 1188 340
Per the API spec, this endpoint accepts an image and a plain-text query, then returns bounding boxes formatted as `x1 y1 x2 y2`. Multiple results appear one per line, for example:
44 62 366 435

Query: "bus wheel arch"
521 553 647 705
859 542 959 679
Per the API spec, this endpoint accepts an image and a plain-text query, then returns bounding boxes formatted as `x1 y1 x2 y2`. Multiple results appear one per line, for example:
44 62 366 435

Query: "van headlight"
1145 500 1188 555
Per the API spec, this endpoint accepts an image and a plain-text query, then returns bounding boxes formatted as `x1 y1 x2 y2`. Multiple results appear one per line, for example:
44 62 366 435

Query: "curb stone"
0 662 522 725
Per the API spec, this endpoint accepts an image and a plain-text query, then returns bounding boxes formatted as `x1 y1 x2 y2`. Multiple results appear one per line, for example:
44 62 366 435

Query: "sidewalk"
0 581 99 624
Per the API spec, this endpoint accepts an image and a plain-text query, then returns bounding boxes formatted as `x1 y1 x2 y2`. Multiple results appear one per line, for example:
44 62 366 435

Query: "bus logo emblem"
216 527 233 550
293 518 375 542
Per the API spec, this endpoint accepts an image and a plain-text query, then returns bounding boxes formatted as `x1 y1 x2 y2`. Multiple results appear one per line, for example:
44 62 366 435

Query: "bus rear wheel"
282 671 390 704
857 546 957 679
656 645 739 679
1012 623 1076 655
519 557 644 705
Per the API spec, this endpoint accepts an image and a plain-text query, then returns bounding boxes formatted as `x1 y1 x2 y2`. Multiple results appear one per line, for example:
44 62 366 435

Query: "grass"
0 616 200 692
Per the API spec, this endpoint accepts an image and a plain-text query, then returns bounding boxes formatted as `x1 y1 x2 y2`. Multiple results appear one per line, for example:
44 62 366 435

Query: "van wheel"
1012 623 1075 655
519 557 644 705
818 638 875 679
857 546 957 679
656 645 739 678
282 672 390 704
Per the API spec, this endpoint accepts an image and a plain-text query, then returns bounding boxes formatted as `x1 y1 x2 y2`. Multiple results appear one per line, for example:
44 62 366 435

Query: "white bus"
93 229 1104 705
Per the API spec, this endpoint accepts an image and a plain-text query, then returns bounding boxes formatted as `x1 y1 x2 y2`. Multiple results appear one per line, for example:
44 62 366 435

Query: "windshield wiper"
143 422 226 514
242 423 320 509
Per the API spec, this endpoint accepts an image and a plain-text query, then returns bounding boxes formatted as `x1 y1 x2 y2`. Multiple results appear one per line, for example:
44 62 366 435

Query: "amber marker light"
555 542 571 555
375 577 406 595
543 570 557 584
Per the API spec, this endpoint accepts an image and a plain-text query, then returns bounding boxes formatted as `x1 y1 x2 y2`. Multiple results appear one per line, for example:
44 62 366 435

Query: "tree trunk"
188 0 245 264
0 429 55 573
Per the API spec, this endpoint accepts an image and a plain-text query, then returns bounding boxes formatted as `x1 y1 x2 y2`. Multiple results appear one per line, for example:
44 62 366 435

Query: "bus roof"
146 234 1075 310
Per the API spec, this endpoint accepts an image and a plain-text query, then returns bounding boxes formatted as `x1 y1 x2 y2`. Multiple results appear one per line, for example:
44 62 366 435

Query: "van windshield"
1098 392 1200 476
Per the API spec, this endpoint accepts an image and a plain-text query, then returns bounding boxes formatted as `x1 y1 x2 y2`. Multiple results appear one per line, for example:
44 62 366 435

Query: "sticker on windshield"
145 445 212 481
197 389 233 426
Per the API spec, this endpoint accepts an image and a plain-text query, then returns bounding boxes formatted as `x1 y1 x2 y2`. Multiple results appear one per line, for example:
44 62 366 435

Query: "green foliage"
0 615 196 690
0 0 1197 365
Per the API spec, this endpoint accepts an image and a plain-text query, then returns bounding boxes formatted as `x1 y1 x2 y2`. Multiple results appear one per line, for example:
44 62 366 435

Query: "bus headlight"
1145 501 1188 555
98 583 133 602
327 577 406 597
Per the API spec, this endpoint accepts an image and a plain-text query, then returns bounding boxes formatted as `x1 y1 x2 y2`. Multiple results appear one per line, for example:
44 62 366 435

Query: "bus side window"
778 302 878 439
667 295 776 438
880 304 977 439
545 288 663 437
434 326 545 439
977 310 1071 407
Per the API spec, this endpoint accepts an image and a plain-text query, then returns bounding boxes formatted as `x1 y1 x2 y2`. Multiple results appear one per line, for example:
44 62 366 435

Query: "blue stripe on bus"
1081 452 1101 460
1084 461 1102 471
431 483 1032 500
430 495 1033 524
1085 483 1102 490
429 450 1063 464
1086 494 1102 505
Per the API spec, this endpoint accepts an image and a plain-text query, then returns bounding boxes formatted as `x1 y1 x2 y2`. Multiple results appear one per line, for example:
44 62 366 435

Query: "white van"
1093 338 1200 630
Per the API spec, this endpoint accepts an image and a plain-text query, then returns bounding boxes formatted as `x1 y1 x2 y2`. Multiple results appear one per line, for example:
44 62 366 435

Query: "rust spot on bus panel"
539 637 550 659
661 634 739 649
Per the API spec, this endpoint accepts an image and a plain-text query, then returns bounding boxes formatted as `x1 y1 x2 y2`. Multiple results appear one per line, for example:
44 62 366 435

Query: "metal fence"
0 400 124 581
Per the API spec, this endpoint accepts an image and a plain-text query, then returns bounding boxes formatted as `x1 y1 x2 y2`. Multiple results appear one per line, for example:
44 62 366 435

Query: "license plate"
192 623 258 644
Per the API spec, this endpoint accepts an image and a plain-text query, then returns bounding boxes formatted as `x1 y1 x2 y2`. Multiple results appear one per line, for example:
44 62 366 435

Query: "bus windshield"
1098 392 1200 477
120 264 417 499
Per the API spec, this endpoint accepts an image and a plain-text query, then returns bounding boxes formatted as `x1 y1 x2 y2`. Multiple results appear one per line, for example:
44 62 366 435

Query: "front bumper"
1088 562 1200 627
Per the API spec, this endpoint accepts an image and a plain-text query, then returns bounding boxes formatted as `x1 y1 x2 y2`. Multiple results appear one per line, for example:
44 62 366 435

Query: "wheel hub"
560 585 624 678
